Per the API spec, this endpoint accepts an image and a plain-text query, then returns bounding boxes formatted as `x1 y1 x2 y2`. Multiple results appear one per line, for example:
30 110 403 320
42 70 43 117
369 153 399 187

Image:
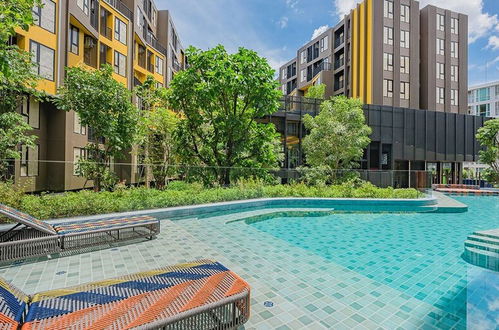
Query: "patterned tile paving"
0 200 498 329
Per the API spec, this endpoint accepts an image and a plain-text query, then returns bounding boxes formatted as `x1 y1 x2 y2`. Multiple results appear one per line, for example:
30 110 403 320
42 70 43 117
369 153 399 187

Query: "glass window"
451 42 458 58
282 68 287 80
155 56 164 75
437 14 445 32
400 30 410 48
301 51 306 64
384 0 393 19
114 51 126 76
20 145 39 177
400 82 410 100
400 56 410 74
451 65 458 82
77 0 89 16
451 89 458 106
451 18 459 34
478 88 490 102
437 87 445 104
383 53 393 72
301 69 306 82
436 38 445 56
320 36 329 52
400 5 410 23
32 0 56 33
114 18 127 45
436 63 445 80
73 112 86 135
383 79 393 98
70 25 79 54
73 147 86 176
19 96 40 129
478 104 490 117
384 26 393 45
30 41 55 81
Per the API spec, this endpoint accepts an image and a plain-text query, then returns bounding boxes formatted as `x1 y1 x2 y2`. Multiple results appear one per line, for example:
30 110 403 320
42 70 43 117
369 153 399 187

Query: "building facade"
279 0 468 114
468 81 499 118
10 0 186 192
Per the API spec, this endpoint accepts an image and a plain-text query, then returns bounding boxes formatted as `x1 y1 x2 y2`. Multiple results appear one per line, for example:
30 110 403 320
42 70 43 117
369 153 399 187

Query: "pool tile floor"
1 206 497 329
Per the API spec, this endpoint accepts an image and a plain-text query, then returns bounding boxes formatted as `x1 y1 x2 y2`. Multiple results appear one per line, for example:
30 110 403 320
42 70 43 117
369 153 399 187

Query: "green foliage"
56 65 139 191
476 118 499 184
0 181 421 220
168 45 283 186
305 84 326 99
301 96 371 184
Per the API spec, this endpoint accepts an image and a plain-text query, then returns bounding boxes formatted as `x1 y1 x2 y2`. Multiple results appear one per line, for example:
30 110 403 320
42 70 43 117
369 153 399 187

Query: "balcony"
334 79 344 91
307 62 332 82
334 36 344 49
334 58 344 70
103 0 133 20
172 58 181 72
144 30 167 56
90 0 99 31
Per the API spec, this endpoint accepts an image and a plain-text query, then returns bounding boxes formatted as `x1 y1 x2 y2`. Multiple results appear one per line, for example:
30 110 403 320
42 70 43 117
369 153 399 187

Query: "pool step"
463 229 499 272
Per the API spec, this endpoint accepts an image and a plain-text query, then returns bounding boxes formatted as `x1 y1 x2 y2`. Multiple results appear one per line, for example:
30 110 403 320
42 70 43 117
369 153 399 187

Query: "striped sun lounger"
0 260 250 330
0 203 160 262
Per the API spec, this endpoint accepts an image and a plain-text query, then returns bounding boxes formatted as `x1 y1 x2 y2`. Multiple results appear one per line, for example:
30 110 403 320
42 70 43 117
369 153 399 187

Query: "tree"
56 65 139 191
476 118 499 184
0 0 41 180
168 45 283 185
135 76 179 189
301 96 372 184
305 84 326 99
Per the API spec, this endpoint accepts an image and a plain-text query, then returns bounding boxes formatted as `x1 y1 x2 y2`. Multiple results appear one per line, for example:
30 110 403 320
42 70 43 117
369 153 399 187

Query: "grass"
0 181 423 220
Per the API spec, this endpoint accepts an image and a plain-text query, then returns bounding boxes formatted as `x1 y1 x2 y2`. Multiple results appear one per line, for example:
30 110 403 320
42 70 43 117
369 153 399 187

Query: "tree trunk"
145 146 151 188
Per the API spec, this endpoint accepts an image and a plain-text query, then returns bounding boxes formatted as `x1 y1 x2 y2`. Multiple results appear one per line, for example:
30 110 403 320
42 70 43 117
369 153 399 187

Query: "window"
400 56 410 74
77 0 89 16
436 38 445 56
451 65 458 82
451 42 458 58
320 36 329 52
69 25 79 54
32 0 56 33
155 56 164 75
451 89 458 106
400 30 410 48
437 14 445 32
384 0 393 19
384 26 393 45
496 102 499 115
301 69 306 82
282 68 287 80
300 51 306 64
19 97 40 129
468 91 473 104
400 82 410 100
383 53 393 72
495 85 499 98
383 79 393 98
114 51 126 76
400 5 410 23
478 88 490 102
20 145 39 177
73 112 86 135
114 18 127 45
478 104 490 117
437 87 445 104
451 18 459 34
436 63 445 80
30 41 55 81
281 84 286 95
73 147 86 176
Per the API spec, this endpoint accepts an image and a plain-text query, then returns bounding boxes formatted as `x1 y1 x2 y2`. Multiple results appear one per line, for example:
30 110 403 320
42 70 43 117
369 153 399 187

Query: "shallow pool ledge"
430 191 469 213
42 195 449 224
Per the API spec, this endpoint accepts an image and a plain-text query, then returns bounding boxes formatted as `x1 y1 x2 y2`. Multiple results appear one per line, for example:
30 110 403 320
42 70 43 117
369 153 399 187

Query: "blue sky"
156 0 499 87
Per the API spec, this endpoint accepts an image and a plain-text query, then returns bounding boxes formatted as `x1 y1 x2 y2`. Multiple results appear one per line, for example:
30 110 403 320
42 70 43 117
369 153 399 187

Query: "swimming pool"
174 196 499 329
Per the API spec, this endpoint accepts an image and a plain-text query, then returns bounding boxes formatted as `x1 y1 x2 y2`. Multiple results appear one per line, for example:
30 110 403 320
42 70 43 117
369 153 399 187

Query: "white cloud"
311 25 329 40
277 16 289 29
332 0 498 43
285 0 300 12
487 35 499 50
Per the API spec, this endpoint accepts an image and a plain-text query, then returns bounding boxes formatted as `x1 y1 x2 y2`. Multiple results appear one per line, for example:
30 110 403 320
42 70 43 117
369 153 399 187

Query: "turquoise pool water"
245 196 499 329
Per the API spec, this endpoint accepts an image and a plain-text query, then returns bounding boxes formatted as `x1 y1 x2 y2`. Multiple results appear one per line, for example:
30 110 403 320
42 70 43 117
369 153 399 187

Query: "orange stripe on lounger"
0 313 18 330
123 281 193 329
224 276 249 298
180 271 229 312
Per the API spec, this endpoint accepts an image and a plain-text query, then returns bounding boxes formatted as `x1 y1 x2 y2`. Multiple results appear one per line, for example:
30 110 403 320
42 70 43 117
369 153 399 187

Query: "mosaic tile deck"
1 199 498 329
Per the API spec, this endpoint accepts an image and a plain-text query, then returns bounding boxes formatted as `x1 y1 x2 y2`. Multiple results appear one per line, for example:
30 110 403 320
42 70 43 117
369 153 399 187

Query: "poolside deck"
0 207 476 329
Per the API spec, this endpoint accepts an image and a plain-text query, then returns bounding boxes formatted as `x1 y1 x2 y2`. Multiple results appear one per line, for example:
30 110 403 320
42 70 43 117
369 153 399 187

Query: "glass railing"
144 30 167 56
103 0 133 20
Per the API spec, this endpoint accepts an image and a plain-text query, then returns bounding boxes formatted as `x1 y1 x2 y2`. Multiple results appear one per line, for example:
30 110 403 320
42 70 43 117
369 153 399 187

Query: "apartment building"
10 0 185 192
275 0 479 186
279 0 468 114
468 81 499 118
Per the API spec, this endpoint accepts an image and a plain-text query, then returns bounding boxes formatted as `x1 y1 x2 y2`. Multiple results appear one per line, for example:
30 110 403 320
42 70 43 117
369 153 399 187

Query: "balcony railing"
307 62 332 82
334 58 344 70
103 0 133 21
172 60 181 72
144 30 167 56
334 36 344 49
334 80 344 91
101 25 112 40
90 1 99 31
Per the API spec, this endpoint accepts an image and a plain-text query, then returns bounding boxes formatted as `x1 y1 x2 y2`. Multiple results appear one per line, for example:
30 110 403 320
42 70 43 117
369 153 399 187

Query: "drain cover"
55 271 67 275
263 301 274 307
